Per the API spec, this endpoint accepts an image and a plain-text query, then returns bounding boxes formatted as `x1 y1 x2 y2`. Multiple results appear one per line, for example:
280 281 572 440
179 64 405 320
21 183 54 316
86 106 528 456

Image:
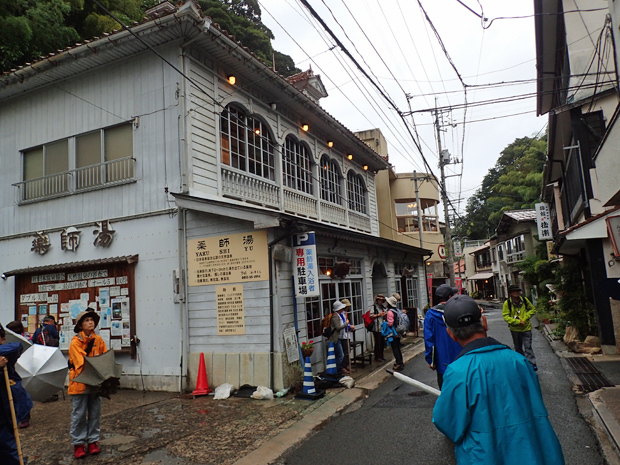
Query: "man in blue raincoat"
1 323 33 464
432 295 564 465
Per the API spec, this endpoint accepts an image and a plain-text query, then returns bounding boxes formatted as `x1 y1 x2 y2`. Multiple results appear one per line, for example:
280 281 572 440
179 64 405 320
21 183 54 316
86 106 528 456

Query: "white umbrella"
4 328 32 352
15 345 67 402
386 369 441 397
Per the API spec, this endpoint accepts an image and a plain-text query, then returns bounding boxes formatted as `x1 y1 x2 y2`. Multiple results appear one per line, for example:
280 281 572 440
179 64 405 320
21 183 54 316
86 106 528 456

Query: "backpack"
362 311 373 331
391 308 410 337
36 326 58 347
321 312 335 338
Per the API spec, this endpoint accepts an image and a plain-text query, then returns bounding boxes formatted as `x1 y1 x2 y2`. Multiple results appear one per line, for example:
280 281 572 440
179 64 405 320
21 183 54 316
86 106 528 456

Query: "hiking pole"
4 366 24 465
386 368 441 397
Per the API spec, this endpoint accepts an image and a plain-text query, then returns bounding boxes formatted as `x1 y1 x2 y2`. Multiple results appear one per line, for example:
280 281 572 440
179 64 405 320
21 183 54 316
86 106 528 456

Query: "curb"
590 392 620 454
233 341 425 465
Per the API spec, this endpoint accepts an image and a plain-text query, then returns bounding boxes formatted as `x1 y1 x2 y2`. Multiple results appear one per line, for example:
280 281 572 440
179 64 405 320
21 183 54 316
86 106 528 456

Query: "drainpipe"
268 230 293 390
178 209 190 392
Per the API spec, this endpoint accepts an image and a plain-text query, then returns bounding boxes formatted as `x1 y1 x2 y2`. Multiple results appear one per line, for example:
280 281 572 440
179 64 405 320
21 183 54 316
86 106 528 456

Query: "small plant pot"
301 349 314 359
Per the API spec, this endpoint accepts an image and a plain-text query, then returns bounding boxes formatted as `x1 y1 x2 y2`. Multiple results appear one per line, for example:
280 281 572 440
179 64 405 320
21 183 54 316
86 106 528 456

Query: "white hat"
333 301 346 312
385 296 398 307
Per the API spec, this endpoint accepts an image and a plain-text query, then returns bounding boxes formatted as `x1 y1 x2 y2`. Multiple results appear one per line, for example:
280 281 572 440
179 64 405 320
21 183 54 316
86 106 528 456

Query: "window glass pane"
105 124 132 161
45 140 68 174
24 147 43 180
76 131 101 168
395 201 417 216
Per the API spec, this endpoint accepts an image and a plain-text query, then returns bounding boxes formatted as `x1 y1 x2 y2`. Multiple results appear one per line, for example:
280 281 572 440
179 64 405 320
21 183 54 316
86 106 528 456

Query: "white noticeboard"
292 232 319 298
535 202 553 240
283 326 299 363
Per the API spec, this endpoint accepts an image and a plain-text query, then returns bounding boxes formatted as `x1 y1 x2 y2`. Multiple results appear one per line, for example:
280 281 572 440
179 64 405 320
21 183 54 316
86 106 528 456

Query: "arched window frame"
347 171 367 213
319 155 342 205
220 104 275 181
283 135 313 195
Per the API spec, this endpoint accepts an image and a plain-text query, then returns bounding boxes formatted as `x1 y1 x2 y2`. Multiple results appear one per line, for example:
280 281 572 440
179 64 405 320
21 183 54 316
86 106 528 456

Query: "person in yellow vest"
68 310 107 459
502 285 537 371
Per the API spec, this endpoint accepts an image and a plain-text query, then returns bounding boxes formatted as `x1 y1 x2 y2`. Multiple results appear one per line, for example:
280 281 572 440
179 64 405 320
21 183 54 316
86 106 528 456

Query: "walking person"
370 294 387 362
423 284 462 389
340 299 355 372
69 310 107 459
385 296 404 371
502 284 538 371
433 295 564 464
328 301 350 374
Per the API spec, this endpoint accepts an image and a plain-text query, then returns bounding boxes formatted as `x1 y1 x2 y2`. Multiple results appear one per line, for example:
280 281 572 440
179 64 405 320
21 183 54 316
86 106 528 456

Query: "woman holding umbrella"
69 310 107 459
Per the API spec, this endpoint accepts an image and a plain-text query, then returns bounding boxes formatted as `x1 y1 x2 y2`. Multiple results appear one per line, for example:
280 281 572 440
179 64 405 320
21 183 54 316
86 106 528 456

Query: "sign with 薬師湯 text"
535 203 553 240
292 232 319 298
187 231 268 286
216 285 245 335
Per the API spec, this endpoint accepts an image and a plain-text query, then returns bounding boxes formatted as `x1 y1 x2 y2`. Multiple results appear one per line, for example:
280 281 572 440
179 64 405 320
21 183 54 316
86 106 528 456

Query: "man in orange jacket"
69 309 107 459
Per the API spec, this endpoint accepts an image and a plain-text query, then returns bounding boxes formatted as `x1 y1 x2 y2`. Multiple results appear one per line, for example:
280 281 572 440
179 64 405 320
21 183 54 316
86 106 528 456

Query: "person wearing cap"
503 284 538 371
423 284 462 389
69 309 107 459
385 296 404 371
339 299 355 373
329 301 351 374
432 295 564 465
31 315 60 347
370 294 387 362
0 323 33 464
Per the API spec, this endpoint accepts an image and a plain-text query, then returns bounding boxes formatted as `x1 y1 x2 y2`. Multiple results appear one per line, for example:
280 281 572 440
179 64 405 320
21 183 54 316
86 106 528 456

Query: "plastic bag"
213 383 234 400
339 376 354 389
251 386 274 400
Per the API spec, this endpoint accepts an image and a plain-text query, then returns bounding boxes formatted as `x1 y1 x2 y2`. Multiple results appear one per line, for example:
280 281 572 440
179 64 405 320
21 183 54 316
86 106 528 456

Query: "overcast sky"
257 0 545 216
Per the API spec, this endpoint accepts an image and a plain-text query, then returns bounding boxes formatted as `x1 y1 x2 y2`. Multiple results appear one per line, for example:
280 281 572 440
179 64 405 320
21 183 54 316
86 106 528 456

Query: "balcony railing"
283 188 318 219
349 210 371 233
13 157 135 204
506 251 526 264
221 167 280 209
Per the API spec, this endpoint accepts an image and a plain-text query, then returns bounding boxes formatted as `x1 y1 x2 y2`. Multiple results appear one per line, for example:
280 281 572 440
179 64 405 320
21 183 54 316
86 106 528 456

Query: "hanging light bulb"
302 124 309 132
227 75 236 85
347 154 353 160
327 141 334 148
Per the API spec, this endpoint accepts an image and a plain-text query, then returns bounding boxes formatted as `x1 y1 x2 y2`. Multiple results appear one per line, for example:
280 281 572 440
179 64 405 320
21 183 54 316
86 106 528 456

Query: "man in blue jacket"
432 295 564 465
1 323 33 464
424 283 462 389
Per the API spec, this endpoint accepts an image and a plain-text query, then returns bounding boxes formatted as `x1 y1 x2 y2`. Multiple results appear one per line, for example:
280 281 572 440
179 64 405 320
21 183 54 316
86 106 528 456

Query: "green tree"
454 135 547 239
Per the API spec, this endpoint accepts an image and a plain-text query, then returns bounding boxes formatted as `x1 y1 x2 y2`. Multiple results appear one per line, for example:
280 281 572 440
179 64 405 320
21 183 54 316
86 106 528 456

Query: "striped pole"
326 341 337 374
302 357 315 395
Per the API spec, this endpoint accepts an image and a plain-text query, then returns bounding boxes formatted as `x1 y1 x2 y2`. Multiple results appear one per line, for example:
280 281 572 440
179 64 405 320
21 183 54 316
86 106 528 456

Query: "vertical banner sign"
453 240 462 257
216 285 245 335
535 203 553 240
455 277 462 294
292 232 319 297
427 273 433 307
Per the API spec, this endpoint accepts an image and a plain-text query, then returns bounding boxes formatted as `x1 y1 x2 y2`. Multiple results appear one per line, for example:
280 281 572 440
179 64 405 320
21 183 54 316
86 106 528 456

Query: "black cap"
436 283 458 300
508 284 521 292
443 295 481 328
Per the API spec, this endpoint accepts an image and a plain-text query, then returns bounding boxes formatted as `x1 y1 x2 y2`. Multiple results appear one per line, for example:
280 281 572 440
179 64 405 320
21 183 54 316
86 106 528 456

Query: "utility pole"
435 105 455 286
412 171 424 249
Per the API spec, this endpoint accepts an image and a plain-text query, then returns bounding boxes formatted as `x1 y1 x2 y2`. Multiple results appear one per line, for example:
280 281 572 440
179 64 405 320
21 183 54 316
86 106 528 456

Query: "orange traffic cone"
193 353 212 397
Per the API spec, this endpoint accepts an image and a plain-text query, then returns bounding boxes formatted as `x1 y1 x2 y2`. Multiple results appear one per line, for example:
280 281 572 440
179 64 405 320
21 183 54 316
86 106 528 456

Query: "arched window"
283 135 313 194
220 105 275 181
320 155 342 204
347 171 367 213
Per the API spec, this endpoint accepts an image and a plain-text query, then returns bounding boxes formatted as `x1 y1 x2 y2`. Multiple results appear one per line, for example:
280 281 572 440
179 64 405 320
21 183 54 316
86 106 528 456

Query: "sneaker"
88 442 101 455
19 420 29 429
533 365 538 372
74 445 87 459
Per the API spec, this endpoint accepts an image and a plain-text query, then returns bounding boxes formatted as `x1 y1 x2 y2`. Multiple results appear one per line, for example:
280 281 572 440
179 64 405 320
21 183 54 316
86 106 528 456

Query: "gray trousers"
511 330 537 367
70 394 102 445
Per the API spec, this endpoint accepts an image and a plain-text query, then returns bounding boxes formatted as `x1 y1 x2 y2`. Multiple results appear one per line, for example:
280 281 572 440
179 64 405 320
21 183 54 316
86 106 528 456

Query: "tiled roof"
3 255 139 277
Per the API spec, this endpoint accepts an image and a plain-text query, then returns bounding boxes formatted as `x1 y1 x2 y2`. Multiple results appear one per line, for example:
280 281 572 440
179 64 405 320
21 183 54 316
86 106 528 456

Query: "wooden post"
4 366 24 465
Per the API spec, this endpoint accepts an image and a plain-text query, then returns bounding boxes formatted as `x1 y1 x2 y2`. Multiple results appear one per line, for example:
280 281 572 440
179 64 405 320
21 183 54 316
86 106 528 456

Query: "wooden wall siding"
0 47 183 237
185 211 272 353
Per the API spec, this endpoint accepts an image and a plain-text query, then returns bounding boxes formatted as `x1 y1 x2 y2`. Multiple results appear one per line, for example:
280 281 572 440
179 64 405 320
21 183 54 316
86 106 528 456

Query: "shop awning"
467 272 493 280
3 255 139 277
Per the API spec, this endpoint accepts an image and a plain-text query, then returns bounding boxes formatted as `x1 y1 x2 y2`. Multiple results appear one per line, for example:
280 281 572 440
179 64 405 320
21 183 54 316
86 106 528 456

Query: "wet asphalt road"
275 304 606 465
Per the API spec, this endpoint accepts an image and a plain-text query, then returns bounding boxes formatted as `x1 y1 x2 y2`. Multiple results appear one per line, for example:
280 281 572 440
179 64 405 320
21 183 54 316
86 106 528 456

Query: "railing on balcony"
320 201 347 226
283 188 318 219
349 210 371 233
506 251 525 264
221 167 280 209
13 157 135 204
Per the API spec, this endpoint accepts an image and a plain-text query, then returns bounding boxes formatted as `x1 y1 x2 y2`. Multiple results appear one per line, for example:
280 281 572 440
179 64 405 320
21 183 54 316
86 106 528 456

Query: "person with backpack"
385 296 405 371
31 315 60 347
69 309 107 459
327 301 351 374
502 284 538 371
423 284 463 389
369 294 387 362
339 299 355 373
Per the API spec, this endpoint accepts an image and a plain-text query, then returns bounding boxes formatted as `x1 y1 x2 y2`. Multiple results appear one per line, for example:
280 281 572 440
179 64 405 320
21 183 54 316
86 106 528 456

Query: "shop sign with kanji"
535 203 553 240
292 232 319 298
187 231 268 286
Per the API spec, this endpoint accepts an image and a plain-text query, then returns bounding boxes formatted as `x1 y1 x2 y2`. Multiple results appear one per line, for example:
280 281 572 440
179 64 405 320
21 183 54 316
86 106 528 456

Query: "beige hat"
392 292 401 301
385 296 398 307
74 309 100 333
341 298 351 307
333 301 346 312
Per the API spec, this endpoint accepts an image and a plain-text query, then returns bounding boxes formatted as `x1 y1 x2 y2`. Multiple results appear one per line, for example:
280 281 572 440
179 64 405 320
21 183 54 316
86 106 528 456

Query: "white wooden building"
0 1 429 391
